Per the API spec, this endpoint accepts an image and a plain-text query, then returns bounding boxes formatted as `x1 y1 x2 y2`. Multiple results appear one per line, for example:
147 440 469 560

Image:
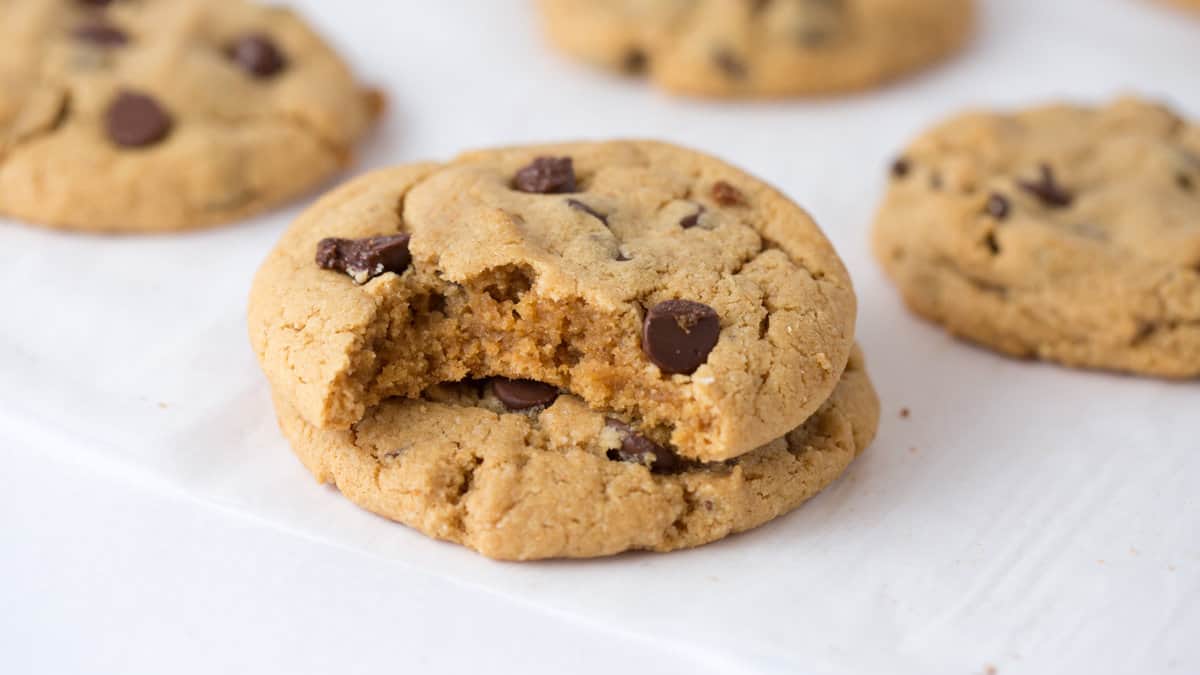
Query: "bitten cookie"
274 347 879 560
249 140 857 462
535 0 974 98
873 98 1200 378
0 0 381 233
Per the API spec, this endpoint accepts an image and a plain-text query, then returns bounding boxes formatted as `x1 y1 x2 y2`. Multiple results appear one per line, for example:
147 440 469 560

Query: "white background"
3 1 1199 673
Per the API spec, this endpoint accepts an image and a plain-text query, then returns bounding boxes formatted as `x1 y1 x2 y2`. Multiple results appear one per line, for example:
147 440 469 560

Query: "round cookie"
0 0 381 233
873 97 1200 378
249 140 858 462
274 347 879 560
535 0 974 98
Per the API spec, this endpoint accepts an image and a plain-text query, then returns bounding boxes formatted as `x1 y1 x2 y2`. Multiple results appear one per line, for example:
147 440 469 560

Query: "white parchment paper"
2 1 1198 672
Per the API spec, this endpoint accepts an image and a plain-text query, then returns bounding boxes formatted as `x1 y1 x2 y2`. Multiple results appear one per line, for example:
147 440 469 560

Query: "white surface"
2 1 1199 673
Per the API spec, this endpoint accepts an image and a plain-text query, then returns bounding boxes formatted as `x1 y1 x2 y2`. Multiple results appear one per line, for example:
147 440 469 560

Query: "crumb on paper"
157 402 168 409
899 407 911 419
984 666 997 675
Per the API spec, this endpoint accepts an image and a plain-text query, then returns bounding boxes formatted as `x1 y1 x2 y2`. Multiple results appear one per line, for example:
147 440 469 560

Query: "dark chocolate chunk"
891 157 911 179
1177 173 1194 192
228 33 287 78
73 21 128 46
492 378 559 411
105 91 172 148
623 48 648 74
77 0 114 6
566 198 608 225
984 231 1000 255
315 234 412 284
711 181 745 206
514 157 577 194
642 299 721 375
680 205 706 229
604 419 684 474
985 193 1010 220
713 49 747 80
1018 163 1073 208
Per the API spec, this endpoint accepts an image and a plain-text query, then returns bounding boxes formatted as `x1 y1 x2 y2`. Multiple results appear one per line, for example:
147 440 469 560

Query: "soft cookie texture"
249 140 857 462
274 348 879 561
536 0 974 98
873 98 1200 378
0 0 381 233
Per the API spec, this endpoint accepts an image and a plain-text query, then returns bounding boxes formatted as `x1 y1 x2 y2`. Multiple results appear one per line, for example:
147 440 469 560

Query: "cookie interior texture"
0 0 381 233
275 347 879 561
536 0 974 97
874 98 1200 377
249 141 857 462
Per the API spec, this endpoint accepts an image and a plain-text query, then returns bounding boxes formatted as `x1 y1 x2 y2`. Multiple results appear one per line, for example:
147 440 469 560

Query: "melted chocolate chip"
1177 173 1194 192
491 378 559 411
986 193 1010 220
604 419 684 474
642 300 721 375
891 157 911 178
1018 163 1073 208
73 21 128 46
514 157 577 194
623 48 648 74
711 181 745 206
228 33 287 78
984 231 1000 255
680 205 706 229
566 198 608 225
77 0 113 6
105 91 172 148
315 234 412 284
713 49 747 80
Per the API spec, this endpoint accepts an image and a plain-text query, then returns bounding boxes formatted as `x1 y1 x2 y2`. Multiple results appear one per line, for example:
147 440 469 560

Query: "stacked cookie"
249 140 879 560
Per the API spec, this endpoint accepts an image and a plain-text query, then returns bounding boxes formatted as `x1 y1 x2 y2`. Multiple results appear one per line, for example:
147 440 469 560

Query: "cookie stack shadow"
250 140 879 560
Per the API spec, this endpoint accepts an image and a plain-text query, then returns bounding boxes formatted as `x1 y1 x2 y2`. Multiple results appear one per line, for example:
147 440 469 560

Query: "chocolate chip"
228 33 287 78
985 193 1010 220
1018 163 1073 208
713 49 747 80
711 181 745 206
984 231 1000 255
514 157 577 194
105 91 172 148
680 205 706 229
604 419 684 474
315 233 412 284
797 27 833 47
1177 173 1194 192
891 157 911 178
491 378 559 411
73 21 128 46
642 300 721 375
566 198 608 225
623 48 648 74
77 0 114 6
751 0 772 13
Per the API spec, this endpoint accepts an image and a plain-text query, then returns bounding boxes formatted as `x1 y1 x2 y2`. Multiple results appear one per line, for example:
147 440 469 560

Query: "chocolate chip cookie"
249 140 858 462
0 0 381 233
536 0 974 98
273 347 878 560
873 97 1200 378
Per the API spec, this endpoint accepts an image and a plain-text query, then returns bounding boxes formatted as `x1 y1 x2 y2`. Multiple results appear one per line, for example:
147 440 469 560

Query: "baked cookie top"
249 140 858 462
276 347 878 560
536 0 974 97
0 0 381 233
874 97 1200 377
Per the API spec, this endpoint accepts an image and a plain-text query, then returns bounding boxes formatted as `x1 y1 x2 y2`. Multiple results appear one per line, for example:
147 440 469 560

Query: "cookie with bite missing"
273 346 879 560
873 97 1200 378
249 140 858 463
0 0 381 233
535 0 974 98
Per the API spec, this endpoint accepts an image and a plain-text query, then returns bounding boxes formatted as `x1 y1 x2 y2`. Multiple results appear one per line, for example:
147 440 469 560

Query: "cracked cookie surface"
536 0 974 98
0 0 381 233
273 347 878 560
248 140 857 462
873 98 1200 378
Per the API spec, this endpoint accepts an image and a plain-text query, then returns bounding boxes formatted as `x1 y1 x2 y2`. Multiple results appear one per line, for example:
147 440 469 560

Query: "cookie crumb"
899 407 911 419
